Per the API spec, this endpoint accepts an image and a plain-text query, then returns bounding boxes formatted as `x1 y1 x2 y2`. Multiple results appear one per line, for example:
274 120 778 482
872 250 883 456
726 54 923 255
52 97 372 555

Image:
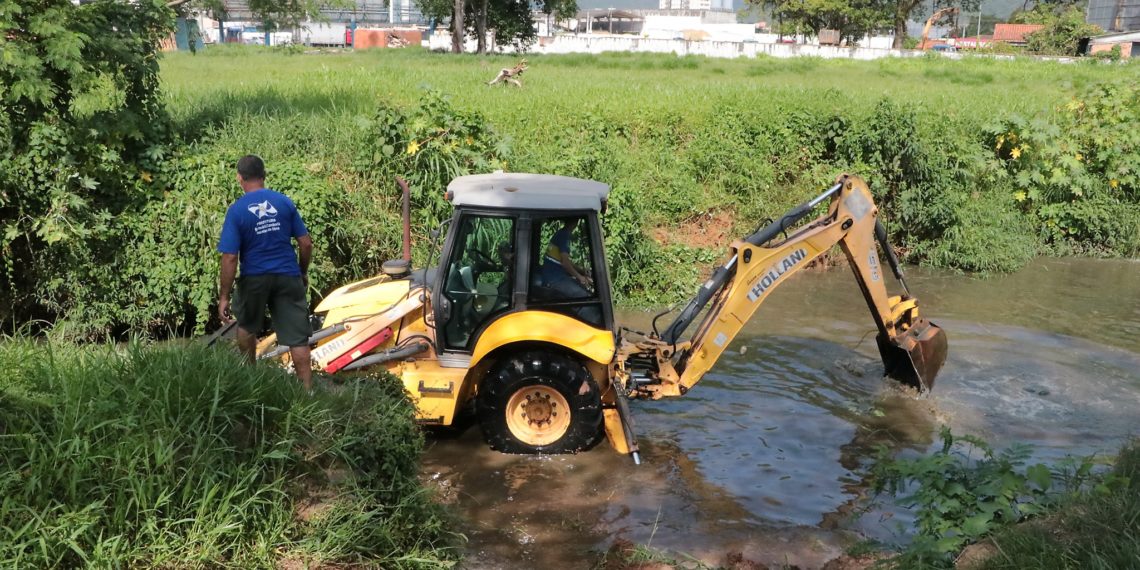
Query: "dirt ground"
652 210 736 250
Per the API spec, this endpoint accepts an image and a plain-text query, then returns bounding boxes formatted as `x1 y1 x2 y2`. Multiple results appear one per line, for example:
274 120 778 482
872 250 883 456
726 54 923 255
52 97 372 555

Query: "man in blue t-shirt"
217 155 314 391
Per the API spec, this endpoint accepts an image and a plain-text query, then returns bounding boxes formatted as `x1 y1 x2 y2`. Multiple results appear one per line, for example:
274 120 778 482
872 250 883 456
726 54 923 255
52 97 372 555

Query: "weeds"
0 339 458 568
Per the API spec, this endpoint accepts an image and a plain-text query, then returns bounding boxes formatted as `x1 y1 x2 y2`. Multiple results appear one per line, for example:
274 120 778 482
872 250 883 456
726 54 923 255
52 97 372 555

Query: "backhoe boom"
618 175 947 401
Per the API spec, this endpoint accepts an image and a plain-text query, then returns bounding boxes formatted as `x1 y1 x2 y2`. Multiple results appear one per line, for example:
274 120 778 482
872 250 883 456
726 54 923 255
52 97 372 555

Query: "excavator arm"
920 7 959 50
616 174 947 401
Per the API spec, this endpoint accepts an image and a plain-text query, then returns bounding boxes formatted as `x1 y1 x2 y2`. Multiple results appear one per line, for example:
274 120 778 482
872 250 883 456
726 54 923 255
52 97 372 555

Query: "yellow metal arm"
624 174 946 397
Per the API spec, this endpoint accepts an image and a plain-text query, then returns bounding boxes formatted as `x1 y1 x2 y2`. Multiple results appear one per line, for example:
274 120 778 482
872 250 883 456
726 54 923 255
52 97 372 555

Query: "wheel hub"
505 385 572 446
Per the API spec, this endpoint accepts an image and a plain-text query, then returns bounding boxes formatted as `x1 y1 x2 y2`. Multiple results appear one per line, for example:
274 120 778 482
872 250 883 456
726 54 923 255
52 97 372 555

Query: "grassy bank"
0 340 457 567
974 442 1140 569
866 430 1139 569
12 47 1140 336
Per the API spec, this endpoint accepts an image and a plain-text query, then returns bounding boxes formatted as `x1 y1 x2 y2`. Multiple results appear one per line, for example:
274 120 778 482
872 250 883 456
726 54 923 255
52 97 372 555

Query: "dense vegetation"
868 429 1138 568
4 43 1139 337
0 340 456 567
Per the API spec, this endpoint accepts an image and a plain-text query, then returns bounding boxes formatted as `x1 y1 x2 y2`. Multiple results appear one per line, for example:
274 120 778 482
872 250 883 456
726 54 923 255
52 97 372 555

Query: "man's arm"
297 235 313 287
559 251 592 287
218 253 239 322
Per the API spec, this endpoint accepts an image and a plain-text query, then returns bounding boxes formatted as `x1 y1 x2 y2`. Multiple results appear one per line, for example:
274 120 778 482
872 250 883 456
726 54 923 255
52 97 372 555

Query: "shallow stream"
422 258 1140 568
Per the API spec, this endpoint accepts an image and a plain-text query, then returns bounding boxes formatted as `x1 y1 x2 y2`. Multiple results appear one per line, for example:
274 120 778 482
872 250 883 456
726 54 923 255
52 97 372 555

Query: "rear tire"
477 350 603 454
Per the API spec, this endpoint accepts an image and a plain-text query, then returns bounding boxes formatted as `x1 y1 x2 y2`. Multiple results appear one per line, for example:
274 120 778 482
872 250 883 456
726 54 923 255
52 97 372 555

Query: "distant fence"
431 33 932 60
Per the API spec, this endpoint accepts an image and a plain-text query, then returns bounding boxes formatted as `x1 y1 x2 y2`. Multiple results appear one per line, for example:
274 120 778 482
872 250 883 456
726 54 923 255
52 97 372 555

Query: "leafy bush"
1018 5 1103 56
870 427 1117 568
0 340 456 568
990 81 1140 256
356 91 510 229
972 440 1139 570
0 0 174 326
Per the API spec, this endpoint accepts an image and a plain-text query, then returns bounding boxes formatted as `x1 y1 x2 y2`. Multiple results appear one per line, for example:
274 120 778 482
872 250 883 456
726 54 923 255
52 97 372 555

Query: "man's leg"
270 274 314 392
235 327 257 363
290 346 313 392
233 276 267 364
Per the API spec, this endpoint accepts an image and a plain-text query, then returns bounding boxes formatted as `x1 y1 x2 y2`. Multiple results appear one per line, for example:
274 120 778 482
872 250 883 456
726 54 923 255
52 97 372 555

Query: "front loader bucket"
877 318 948 391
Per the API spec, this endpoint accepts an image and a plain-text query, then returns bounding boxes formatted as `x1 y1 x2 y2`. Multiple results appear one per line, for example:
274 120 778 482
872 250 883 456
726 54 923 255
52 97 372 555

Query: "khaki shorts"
234 274 311 347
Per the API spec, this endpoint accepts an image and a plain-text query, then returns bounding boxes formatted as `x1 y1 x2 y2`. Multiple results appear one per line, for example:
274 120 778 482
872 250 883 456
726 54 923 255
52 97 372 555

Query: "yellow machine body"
256 173 946 462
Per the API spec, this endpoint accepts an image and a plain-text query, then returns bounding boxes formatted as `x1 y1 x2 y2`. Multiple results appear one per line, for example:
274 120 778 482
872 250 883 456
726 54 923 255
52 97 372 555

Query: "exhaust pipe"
397 176 411 262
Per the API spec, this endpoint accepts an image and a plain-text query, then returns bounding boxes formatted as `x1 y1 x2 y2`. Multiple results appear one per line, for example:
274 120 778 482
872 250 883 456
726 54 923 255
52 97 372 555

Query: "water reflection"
423 258 1140 568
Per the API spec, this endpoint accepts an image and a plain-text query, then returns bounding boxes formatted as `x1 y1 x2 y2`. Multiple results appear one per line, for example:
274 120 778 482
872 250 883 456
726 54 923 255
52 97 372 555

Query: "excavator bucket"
876 318 947 391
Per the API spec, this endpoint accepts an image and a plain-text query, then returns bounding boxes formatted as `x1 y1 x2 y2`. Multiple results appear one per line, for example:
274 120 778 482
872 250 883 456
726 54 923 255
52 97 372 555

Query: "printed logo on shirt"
248 200 278 219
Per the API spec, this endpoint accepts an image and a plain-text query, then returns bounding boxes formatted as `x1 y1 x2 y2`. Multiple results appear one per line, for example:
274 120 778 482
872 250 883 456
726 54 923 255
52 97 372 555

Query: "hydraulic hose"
258 323 348 360
874 219 910 296
341 341 430 371
660 182 842 345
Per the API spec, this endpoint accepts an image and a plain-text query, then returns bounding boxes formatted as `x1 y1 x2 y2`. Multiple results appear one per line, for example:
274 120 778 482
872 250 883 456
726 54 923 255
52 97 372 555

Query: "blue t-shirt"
540 228 573 284
217 188 309 276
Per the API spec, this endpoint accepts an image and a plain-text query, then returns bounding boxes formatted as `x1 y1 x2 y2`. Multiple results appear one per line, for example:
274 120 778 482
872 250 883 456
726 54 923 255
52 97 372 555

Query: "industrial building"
195 0 429 46
658 0 733 11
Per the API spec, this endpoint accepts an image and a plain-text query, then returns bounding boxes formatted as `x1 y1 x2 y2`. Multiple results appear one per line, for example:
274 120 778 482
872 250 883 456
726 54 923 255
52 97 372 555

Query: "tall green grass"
0 340 457 568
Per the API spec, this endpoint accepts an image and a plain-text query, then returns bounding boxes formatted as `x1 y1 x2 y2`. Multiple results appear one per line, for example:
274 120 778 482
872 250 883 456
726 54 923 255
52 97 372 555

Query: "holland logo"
746 248 808 302
248 200 278 219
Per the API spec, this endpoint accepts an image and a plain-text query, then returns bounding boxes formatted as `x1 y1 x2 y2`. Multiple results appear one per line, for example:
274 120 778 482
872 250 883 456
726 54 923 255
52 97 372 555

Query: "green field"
154 47 1138 320
15 46 1139 337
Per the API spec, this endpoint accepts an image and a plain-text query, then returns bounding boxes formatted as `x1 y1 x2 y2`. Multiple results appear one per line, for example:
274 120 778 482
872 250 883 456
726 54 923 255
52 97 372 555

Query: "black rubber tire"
477 350 603 454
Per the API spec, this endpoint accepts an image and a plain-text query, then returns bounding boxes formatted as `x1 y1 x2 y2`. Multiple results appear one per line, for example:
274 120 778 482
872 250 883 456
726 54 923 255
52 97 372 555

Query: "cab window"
441 215 515 350
528 215 603 327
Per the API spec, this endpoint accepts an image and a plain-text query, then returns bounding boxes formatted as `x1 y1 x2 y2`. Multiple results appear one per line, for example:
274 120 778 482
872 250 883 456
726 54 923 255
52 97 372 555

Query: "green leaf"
962 513 993 537
1026 463 1052 491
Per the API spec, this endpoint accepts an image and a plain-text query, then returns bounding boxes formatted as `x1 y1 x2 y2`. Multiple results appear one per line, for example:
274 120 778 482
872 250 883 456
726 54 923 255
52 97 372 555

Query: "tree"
471 0 543 52
414 0 466 52
1 0 174 324
418 0 577 53
1015 4 1102 55
757 0 891 45
893 0 981 49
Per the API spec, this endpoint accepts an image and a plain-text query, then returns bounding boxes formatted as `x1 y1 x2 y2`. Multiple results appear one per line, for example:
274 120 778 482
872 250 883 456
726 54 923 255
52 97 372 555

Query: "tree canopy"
417 0 578 53
1015 4 1102 55
754 0 983 47
1 0 174 323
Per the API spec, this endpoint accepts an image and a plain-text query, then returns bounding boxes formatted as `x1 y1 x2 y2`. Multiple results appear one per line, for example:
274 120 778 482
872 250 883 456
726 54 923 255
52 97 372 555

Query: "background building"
658 0 733 11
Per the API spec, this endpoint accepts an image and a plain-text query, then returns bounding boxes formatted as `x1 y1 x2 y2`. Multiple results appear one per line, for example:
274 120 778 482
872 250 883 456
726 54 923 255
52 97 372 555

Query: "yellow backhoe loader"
252 173 947 464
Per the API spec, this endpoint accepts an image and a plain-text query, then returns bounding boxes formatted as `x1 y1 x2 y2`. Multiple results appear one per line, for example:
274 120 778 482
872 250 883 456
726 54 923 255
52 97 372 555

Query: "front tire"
477 351 603 454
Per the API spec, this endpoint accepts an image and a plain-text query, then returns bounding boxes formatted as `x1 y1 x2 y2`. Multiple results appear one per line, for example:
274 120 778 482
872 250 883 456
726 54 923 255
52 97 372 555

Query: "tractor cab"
432 173 615 358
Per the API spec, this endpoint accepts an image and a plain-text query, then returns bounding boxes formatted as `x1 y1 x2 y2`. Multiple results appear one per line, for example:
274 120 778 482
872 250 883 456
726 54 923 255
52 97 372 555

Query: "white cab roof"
447 173 611 211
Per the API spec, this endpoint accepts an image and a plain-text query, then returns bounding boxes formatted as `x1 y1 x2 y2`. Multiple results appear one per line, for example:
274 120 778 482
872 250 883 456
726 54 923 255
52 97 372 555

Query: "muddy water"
422 258 1140 569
